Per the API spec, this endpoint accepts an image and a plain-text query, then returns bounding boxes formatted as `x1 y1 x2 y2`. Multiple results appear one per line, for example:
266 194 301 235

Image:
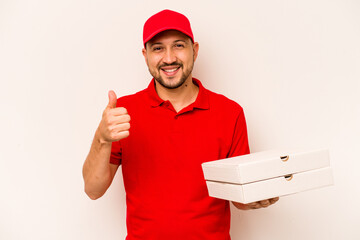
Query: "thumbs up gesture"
98 90 130 143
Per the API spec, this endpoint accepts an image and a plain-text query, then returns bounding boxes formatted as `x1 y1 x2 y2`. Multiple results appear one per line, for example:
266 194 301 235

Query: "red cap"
143 10 194 47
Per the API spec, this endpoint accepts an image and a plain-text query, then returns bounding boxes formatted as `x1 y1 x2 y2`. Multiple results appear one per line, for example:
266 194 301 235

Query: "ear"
142 47 148 65
192 42 199 62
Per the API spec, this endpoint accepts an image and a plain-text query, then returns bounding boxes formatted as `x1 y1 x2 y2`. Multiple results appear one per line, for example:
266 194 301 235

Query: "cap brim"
143 27 194 46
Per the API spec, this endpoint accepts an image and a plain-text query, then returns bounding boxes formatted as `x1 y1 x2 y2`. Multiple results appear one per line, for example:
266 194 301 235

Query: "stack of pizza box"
201 148 334 204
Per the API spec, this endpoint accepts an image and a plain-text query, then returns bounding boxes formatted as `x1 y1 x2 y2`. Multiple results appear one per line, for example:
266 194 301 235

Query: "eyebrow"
174 40 187 45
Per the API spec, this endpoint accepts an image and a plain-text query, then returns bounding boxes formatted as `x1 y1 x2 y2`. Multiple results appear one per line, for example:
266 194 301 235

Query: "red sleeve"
227 107 250 158
110 140 122 165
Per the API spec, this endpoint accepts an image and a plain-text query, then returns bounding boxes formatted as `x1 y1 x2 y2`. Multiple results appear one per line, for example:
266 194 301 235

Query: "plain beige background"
1 0 359 239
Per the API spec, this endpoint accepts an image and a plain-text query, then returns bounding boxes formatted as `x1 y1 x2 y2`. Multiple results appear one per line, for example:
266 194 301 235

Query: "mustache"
158 62 183 69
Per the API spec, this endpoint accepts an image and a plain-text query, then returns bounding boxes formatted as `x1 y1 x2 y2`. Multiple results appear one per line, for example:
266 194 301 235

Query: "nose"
163 48 176 64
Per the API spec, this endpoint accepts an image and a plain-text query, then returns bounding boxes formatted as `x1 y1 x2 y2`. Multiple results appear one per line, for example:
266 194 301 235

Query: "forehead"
146 30 191 45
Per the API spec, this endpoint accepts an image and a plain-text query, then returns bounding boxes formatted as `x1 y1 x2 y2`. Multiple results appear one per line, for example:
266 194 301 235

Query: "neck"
155 76 199 112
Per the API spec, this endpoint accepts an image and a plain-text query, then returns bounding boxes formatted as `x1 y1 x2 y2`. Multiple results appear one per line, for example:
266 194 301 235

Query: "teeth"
163 68 178 73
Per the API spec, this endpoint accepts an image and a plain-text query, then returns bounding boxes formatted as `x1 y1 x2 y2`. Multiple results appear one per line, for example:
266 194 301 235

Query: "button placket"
172 113 182 133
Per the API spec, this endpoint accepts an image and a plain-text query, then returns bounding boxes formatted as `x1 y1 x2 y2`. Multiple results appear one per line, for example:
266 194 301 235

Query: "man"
83 9 278 240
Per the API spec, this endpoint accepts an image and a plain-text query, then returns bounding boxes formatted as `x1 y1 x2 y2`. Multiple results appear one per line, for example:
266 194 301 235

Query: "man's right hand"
98 90 131 143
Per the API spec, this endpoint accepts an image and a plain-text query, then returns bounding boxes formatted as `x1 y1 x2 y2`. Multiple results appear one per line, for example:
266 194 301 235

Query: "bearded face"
143 30 198 90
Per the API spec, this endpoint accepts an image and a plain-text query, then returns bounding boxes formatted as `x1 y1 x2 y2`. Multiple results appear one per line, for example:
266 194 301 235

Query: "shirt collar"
147 77 210 110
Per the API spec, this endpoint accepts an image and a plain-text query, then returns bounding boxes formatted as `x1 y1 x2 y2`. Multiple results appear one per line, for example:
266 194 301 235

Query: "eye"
175 44 185 48
152 46 163 52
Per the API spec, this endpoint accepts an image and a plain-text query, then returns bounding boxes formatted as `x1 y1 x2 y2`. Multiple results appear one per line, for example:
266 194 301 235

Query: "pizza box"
201 148 334 204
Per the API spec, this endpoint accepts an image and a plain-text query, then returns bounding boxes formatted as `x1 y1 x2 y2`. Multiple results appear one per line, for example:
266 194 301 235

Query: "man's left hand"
232 197 279 210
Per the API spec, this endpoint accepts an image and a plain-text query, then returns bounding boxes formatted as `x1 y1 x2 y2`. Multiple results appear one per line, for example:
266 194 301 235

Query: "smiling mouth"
162 67 179 72
160 66 181 76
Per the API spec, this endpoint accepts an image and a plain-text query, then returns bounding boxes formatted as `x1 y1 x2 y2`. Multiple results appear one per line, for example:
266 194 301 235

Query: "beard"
149 59 194 90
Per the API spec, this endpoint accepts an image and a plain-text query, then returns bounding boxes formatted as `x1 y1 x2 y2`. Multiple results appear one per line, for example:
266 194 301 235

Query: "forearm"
83 128 114 199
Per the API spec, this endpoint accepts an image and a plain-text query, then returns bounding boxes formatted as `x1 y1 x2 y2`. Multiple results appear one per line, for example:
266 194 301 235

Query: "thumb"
107 90 117 109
